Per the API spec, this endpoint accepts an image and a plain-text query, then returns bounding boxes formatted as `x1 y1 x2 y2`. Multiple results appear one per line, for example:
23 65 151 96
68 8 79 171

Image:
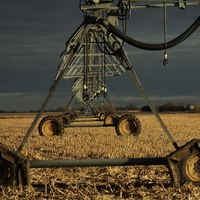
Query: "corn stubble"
0 112 200 199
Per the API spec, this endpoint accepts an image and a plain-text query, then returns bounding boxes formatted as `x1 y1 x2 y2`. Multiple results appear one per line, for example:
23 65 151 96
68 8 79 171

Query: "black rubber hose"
89 15 200 51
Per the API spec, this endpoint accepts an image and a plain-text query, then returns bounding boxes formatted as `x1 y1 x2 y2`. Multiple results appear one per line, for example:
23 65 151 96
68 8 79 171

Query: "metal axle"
64 124 114 127
29 157 167 168
1 140 200 187
77 116 97 118
70 119 102 122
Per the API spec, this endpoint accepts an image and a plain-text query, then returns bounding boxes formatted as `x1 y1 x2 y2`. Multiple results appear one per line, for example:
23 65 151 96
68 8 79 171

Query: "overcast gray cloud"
0 1 199 111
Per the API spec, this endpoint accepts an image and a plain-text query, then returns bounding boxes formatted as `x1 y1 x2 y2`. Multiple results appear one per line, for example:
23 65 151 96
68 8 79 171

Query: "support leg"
17 24 93 152
120 49 179 149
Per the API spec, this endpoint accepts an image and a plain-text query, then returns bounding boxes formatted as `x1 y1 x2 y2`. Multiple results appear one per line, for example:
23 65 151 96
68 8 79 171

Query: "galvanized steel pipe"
29 157 167 168
64 124 114 127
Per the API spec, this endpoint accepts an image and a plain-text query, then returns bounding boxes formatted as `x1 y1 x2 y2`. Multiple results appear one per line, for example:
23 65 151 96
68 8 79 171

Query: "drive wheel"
116 115 141 136
0 158 15 186
62 115 70 124
181 151 200 182
99 113 106 121
96 112 101 118
104 114 118 125
58 115 70 124
38 116 64 137
69 113 75 120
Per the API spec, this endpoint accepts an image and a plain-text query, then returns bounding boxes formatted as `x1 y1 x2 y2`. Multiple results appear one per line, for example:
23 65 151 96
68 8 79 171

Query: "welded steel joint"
0 143 29 186
167 139 200 187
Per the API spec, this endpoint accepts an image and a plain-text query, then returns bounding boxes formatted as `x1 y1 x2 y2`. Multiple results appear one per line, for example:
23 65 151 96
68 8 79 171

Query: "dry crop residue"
0 112 200 199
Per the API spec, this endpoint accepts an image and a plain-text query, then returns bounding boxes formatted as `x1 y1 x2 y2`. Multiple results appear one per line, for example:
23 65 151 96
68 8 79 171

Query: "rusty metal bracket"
166 139 200 187
0 143 29 186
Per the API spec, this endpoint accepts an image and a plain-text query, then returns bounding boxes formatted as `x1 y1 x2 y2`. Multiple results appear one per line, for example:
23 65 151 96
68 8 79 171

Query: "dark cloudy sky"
0 0 199 112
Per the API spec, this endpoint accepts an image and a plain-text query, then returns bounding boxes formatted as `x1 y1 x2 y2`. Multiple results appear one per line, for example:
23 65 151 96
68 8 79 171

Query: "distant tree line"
116 103 139 110
1 101 199 113
141 101 197 112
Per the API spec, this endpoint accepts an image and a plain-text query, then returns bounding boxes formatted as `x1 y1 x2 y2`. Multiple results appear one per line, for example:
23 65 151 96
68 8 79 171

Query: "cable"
163 0 168 65
117 0 131 21
91 30 121 55
89 15 200 51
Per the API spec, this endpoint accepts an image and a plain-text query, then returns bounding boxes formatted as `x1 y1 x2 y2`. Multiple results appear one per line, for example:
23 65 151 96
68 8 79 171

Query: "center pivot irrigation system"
1 0 200 187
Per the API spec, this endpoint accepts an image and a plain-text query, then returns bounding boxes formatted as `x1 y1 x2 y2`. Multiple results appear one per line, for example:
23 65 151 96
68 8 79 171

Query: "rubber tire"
104 114 118 125
0 158 15 186
69 113 75 121
72 112 78 119
63 115 71 124
97 112 103 118
116 115 141 136
58 115 70 124
99 113 106 121
181 151 200 182
38 116 64 138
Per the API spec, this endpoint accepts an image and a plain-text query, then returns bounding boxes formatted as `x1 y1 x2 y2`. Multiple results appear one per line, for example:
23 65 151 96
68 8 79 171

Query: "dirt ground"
0 111 200 199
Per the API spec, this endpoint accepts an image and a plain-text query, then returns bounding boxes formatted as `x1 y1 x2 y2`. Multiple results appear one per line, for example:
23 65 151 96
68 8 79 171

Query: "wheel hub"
185 153 200 181
125 124 130 130
194 158 200 174
116 115 141 136
43 120 58 137
38 116 64 137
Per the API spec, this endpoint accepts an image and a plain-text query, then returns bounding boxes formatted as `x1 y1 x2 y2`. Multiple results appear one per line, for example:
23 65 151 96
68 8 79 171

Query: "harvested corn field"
0 112 200 199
